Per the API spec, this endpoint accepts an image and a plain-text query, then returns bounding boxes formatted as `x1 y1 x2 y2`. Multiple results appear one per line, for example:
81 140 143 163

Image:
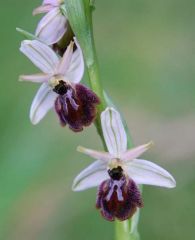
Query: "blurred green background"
0 0 195 239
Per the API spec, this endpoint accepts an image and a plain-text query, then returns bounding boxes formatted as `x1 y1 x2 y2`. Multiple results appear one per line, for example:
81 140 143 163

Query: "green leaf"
16 28 38 40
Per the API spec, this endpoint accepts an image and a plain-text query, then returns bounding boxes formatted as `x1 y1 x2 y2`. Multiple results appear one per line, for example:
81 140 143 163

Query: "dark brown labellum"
54 83 100 132
96 176 143 221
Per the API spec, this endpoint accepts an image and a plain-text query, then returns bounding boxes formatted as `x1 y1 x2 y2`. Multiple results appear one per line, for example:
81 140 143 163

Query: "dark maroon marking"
96 176 143 221
55 96 67 126
54 83 100 132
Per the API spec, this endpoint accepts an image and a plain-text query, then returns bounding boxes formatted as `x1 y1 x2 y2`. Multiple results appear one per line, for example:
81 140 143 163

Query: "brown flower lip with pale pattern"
54 81 100 132
73 108 176 221
96 167 143 221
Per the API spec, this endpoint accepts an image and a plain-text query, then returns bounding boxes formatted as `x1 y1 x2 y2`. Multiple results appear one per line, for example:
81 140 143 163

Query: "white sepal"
126 159 176 188
30 83 57 124
20 40 59 73
72 160 108 191
101 107 127 157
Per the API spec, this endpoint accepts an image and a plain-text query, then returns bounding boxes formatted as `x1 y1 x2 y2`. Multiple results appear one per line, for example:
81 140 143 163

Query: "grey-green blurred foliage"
0 0 194 239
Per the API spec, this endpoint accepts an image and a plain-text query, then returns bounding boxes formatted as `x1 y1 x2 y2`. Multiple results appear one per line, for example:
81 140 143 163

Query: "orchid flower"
73 107 176 221
20 39 100 132
33 0 68 45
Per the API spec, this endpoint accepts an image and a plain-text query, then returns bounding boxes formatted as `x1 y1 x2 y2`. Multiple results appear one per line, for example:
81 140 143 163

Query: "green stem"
64 1 141 239
64 0 106 142
115 220 131 240
115 206 141 240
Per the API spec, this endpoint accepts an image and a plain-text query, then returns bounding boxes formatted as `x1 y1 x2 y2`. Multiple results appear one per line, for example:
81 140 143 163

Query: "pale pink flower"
73 107 176 220
33 0 68 45
20 39 100 131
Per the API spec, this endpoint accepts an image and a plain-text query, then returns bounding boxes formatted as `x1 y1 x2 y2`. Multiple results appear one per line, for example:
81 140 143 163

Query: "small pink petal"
57 41 74 75
43 0 62 6
77 146 111 162
121 142 153 162
65 38 85 83
35 8 68 45
19 73 51 83
33 5 54 15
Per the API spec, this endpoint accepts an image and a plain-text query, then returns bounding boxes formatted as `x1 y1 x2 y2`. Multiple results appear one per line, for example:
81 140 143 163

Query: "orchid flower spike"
20 39 100 132
73 107 176 221
33 0 68 45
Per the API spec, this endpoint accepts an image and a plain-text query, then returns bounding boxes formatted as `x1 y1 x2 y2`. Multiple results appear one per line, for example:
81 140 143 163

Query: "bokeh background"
0 0 195 239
